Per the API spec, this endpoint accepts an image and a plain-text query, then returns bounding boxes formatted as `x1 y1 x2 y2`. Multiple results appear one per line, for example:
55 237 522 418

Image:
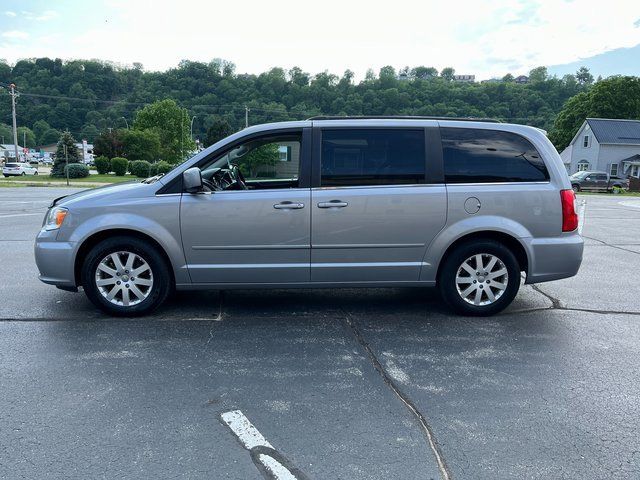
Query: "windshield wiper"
142 173 165 184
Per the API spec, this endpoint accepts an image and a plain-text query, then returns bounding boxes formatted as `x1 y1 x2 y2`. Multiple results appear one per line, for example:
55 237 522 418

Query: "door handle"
317 200 348 208
274 202 305 210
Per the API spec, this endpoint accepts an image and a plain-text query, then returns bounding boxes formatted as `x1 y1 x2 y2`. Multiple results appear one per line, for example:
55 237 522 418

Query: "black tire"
21 172 26 176
33 171 38 176
572 184 580 192
438 239 521 316
81 236 171 317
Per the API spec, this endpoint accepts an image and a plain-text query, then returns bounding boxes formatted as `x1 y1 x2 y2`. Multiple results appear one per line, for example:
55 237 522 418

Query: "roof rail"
307 115 501 123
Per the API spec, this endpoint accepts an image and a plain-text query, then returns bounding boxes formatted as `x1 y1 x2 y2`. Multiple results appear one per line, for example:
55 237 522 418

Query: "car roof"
240 118 544 138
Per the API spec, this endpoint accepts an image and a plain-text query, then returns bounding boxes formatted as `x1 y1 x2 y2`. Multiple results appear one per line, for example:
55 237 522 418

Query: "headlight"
43 206 68 231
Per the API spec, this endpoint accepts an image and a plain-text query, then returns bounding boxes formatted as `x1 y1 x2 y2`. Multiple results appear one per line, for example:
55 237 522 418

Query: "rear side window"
441 128 549 183
321 129 425 186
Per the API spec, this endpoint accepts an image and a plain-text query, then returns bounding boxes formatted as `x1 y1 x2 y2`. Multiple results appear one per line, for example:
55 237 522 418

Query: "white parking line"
619 200 640 209
220 409 273 450
258 453 297 480
578 199 587 235
220 409 300 480
0 213 42 218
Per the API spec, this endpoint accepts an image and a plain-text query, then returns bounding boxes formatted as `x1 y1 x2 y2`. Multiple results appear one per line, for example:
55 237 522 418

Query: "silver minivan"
35 117 583 316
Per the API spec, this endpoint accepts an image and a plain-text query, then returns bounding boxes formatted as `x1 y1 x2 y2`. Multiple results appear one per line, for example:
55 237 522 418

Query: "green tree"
17 127 36 148
204 117 233 147
576 66 594 85
411 66 438 79
51 131 80 177
121 128 161 161
529 66 548 83
32 120 51 144
133 99 195 163
80 124 100 143
238 143 279 178
0 123 12 144
39 128 62 146
93 129 124 159
502 73 515 82
4 56 594 145
549 76 640 150
440 67 455 81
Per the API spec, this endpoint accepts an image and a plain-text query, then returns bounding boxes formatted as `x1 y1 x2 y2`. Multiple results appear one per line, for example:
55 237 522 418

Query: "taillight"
560 189 578 232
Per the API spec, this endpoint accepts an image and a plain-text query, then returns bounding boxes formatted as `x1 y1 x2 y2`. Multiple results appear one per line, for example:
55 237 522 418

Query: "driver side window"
203 133 302 190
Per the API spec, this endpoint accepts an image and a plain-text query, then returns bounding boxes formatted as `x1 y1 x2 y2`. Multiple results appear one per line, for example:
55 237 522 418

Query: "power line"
3 84 555 127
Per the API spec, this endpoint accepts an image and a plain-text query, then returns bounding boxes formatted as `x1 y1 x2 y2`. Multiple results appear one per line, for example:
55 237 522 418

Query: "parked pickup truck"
569 171 629 192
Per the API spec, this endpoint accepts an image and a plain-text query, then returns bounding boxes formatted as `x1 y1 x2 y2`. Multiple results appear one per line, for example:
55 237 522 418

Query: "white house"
560 118 640 178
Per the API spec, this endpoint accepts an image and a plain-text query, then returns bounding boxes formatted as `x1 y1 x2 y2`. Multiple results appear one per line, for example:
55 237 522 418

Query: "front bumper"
524 233 584 284
34 230 77 288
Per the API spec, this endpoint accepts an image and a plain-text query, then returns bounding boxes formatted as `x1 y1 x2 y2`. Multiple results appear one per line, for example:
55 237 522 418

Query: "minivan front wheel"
82 236 171 316
439 240 520 316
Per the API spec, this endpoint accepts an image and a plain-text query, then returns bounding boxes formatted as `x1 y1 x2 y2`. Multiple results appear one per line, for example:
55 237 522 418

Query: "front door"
310 127 446 283
180 129 311 284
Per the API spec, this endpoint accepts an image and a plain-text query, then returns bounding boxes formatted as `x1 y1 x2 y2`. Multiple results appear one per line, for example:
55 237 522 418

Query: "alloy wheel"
455 253 509 306
94 251 154 307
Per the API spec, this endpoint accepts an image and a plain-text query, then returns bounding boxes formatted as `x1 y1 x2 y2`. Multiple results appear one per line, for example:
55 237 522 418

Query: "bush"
111 157 128 176
64 163 90 179
156 161 173 175
94 156 110 174
129 160 152 178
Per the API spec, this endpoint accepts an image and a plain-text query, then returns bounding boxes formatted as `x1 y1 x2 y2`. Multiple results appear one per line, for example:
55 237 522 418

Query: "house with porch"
560 118 640 178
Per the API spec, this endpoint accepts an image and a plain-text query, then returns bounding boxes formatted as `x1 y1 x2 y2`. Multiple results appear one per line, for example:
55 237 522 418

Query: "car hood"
51 181 153 208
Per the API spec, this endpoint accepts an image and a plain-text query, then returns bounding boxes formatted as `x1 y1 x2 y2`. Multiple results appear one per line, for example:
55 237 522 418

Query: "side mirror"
183 167 203 193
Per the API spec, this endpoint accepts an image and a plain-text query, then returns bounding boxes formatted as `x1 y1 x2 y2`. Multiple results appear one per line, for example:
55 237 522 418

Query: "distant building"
515 75 529 84
452 74 475 83
560 118 640 178
0 144 26 162
39 141 94 162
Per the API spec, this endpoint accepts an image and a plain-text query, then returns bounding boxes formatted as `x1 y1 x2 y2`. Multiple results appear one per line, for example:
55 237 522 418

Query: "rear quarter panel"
420 123 572 282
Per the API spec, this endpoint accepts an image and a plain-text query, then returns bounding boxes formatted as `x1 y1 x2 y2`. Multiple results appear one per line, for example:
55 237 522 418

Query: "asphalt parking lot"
1 187 640 479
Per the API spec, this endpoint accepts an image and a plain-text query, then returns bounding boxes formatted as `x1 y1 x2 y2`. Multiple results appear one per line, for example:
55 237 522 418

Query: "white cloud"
2 31 29 40
18 10 58 21
1 0 639 79
5 11 16 17
33 10 58 21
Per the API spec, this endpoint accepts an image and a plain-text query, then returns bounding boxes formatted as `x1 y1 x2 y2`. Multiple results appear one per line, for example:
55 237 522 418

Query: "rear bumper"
34 232 77 288
523 233 584 284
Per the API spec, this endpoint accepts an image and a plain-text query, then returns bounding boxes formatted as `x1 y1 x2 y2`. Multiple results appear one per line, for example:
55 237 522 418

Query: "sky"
1 0 640 79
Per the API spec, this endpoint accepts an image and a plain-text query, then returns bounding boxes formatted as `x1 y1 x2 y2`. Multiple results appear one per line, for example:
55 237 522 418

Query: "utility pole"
63 144 70 186
9 84 19 163
190 115 196 140
245 106 250 128
180 112 184 161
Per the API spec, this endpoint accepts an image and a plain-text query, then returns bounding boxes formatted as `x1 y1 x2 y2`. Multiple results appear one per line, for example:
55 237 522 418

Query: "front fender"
62 211 189 285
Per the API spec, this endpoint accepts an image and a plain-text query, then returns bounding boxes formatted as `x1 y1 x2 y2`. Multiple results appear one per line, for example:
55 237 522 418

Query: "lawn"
0 174 138 185
577 191 640 197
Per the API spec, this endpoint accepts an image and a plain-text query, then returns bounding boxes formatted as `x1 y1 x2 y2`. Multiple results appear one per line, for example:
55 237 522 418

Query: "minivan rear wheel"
439 239 520 316
81 236 171 316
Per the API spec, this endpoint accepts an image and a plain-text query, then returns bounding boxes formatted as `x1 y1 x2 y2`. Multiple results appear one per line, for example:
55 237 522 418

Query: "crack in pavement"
513 284 640 317
582 235 640 256
341 309 452 480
